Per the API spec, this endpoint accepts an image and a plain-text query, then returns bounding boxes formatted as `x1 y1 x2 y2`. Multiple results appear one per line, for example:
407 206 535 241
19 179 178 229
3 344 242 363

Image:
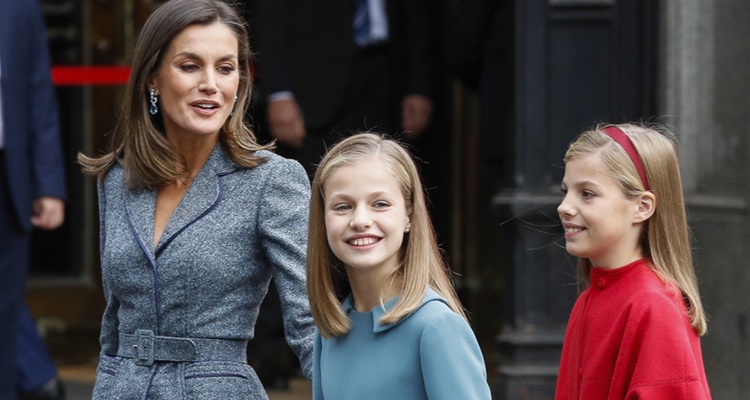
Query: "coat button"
596 278 605 289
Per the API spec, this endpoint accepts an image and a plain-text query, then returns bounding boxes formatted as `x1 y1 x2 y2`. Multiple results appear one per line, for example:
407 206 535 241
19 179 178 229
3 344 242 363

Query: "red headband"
602 126 650 191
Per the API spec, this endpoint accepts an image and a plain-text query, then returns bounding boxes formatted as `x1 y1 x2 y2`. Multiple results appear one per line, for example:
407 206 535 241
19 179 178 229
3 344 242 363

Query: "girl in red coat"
555 123 711 399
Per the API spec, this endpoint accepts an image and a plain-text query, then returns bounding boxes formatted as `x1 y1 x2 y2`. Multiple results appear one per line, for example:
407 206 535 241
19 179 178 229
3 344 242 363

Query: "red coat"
555 259 711 399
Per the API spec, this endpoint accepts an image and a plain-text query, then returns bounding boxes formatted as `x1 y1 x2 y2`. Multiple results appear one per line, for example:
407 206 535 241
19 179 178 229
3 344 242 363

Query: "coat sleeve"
419 310 492 399
257 157 315 379
97 178 120 356
618 291 711 399
28 0 67 200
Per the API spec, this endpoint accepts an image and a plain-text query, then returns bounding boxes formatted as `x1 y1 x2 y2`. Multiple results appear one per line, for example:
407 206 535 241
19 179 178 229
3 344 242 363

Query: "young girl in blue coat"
307 132 492 399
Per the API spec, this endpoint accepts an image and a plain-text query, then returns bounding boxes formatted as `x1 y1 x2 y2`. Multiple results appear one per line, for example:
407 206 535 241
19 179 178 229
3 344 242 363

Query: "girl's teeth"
351 237 376 246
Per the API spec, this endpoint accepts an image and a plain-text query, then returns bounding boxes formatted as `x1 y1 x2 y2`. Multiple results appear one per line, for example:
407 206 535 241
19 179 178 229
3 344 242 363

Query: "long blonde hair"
308 133 466 338
77 0 272 189
564 122 707 335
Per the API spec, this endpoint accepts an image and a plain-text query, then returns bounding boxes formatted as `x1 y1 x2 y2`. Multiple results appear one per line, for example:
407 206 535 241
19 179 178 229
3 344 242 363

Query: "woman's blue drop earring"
149 89 158 115
230 95 238 117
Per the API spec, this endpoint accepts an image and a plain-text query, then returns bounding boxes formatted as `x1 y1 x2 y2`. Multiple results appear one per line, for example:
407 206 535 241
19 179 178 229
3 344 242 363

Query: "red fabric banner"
52 66 131 86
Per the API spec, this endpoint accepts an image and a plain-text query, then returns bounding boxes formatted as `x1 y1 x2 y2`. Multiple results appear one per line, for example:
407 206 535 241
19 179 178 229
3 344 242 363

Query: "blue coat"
0 0 67 231
92 145 314 400
313 288 492 399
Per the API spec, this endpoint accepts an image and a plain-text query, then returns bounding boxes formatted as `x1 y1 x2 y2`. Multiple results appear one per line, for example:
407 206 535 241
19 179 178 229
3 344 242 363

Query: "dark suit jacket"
0 0 67 232
445 0 510 171
249 0 436 129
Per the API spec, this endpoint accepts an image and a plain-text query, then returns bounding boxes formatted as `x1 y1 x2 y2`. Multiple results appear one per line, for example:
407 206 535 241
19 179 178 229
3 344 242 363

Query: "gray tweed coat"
92 144 314 400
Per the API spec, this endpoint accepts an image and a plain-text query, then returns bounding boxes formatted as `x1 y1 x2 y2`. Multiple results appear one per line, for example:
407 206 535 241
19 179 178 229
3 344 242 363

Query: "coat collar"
125 143 240 263
343 287 448 333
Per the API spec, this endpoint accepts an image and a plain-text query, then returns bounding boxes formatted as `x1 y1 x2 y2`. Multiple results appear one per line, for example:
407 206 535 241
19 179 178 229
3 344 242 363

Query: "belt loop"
134 329 156 366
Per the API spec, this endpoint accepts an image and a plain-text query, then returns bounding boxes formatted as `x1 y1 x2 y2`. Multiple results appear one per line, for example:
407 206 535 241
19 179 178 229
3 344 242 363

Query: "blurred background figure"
246 0 437 177
0 0 68 398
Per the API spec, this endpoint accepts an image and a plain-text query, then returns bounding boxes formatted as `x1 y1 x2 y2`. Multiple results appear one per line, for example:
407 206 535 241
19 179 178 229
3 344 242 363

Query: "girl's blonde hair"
77 0 272 189
564 122 707 335
308 132 466 338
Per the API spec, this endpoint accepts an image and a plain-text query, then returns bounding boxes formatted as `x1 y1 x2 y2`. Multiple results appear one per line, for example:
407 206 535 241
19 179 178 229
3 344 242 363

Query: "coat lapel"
154 144 237 256
125 187 158 267
123 144 238 264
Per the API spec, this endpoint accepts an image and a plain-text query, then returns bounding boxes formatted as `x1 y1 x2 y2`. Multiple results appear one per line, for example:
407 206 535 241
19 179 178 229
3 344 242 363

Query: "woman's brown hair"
78 0 271 189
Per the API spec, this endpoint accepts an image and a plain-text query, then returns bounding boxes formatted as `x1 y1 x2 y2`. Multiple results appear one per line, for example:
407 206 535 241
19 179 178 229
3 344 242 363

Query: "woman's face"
150 22 239 142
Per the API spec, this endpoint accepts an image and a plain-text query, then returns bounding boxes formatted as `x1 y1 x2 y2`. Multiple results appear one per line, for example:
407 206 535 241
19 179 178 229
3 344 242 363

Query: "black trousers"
0 151 31 397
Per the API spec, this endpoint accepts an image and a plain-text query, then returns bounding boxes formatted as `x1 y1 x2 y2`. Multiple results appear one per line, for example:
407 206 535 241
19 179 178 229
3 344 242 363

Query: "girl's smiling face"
323 157 411 279
150 22 239 142
558 153 646 269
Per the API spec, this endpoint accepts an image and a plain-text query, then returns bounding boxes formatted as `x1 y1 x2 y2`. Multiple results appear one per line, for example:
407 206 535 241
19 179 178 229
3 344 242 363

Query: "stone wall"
662 0 750 397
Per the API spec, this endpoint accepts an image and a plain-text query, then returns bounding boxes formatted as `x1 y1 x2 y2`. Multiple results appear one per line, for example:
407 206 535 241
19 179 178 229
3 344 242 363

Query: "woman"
78 1 313 398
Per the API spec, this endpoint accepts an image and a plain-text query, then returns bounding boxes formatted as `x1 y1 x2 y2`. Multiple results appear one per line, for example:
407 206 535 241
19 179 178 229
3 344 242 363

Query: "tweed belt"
117 329 248 366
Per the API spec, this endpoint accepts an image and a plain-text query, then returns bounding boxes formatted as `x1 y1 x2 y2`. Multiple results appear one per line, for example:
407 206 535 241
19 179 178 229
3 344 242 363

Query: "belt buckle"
134 329 156 366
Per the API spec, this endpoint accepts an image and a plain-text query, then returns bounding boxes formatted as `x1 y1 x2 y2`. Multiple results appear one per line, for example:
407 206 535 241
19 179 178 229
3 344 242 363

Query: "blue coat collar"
343 287 448 333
